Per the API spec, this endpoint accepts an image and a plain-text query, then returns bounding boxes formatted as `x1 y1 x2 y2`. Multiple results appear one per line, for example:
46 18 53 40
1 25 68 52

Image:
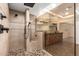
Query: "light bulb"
65 12 69 15
65 8 69 11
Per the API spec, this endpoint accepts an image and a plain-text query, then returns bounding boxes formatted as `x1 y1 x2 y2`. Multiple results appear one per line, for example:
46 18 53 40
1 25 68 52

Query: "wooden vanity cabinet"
45 32 63 46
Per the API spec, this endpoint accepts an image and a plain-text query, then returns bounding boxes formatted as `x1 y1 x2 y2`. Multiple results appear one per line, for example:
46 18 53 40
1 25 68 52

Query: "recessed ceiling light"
65 12 69 15
65 8 69 11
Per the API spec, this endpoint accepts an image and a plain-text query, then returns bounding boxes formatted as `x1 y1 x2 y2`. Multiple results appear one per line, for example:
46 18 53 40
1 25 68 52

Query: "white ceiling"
9 3 50 15
8 3 32 12
9 3 74 24
50 3 74 19
37 3 74 24
8 3 61 16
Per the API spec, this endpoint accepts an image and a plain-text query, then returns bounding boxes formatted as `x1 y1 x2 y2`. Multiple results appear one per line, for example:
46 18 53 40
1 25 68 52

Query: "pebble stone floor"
8 49 50 56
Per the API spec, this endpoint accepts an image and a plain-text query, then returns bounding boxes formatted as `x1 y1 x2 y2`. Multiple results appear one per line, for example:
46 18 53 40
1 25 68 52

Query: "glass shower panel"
36 3 75 56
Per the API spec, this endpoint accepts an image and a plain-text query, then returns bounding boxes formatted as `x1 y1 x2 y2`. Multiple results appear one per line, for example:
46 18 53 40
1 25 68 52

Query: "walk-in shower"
8 3 75 56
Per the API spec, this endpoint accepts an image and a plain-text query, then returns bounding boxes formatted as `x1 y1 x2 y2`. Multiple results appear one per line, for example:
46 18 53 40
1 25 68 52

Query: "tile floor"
76 44 79 56
45 41 74 56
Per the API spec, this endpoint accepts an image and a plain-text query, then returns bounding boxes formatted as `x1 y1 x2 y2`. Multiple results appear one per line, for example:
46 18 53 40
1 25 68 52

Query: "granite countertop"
45 31 62 34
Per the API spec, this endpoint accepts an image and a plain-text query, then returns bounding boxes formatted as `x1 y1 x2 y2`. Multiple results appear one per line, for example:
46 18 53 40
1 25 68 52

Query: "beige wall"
58 17 74 43
59 22 74 43
0 3 9 56
9 10 25 52
37 24 49 31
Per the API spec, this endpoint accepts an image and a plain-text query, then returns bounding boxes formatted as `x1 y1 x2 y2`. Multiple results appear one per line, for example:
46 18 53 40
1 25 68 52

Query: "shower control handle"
0 24 9 33
1 27 9 33
0 13 6 20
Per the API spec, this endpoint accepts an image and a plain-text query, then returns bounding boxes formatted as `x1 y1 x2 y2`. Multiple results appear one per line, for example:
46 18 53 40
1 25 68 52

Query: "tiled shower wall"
9 9 44 53
0 3 9 55
9 10 25 52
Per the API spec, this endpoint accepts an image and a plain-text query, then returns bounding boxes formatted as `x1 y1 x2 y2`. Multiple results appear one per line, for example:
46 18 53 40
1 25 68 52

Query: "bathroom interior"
0 3 78 56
